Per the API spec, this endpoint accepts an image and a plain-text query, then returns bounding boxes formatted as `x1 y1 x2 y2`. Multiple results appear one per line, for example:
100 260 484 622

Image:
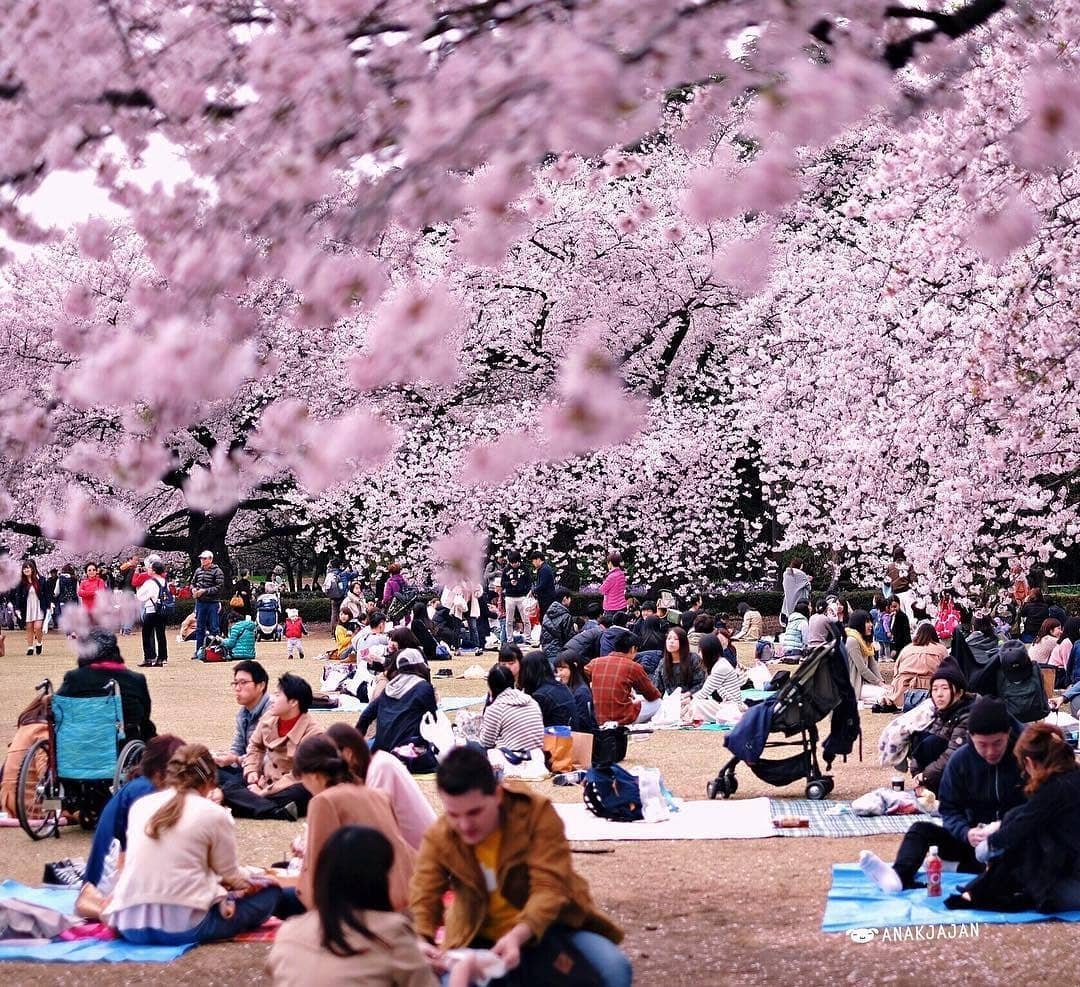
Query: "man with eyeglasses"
214 660 270 777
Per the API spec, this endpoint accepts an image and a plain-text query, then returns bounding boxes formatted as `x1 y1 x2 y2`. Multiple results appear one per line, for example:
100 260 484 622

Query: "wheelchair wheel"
17 738 61 840
113 739 146 792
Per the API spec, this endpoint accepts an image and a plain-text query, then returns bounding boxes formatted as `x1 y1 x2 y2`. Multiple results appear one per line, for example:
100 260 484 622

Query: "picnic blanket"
822 863 1080 932
554 797 776 841
770 799 924 838
0 881 276 961
311 695 486 714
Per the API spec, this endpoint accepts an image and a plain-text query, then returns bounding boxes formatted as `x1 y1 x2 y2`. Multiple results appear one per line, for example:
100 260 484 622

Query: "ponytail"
145 743 217 839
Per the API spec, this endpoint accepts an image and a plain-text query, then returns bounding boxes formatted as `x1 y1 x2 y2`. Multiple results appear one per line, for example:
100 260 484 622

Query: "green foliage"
170 596 332 624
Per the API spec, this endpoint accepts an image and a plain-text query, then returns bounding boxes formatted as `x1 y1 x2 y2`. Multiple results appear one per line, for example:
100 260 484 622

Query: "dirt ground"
0 629 1055 985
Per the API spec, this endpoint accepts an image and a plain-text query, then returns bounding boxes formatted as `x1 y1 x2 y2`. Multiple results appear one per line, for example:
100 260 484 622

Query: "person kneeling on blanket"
411 745 632 987
103 743 281 944
860 697 1025 893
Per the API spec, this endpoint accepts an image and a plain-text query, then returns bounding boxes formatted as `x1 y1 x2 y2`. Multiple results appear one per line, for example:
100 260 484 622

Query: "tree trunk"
187 510 235 592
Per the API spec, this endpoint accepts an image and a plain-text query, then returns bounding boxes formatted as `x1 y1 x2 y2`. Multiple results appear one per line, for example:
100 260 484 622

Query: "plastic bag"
652 688 683 727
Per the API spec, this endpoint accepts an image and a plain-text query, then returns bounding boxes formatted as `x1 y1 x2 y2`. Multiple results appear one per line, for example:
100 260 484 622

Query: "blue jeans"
195 599 221 652
117 886 281 945
444 927 632 987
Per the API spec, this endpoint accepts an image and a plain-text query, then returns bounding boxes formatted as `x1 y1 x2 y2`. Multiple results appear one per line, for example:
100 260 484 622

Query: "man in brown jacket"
223 672 322 820
410 746 631 985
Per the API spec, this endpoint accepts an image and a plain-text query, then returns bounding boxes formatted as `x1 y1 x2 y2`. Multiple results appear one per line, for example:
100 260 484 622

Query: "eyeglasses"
232 679 254 688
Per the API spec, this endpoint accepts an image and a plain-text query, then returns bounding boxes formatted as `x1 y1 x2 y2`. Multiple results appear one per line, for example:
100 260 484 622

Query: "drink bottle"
927 845 942 897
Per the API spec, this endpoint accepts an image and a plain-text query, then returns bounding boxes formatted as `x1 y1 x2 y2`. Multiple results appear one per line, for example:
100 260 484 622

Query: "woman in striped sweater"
479 664 545 752
691 633 748 723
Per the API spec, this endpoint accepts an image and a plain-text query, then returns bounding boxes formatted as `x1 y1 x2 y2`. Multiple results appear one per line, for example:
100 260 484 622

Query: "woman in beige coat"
292 735 417 912
886 622 948 709
268 825 436 986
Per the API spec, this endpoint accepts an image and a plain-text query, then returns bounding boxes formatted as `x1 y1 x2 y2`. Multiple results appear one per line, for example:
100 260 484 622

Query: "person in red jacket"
77 562 108 613
284 608 306 660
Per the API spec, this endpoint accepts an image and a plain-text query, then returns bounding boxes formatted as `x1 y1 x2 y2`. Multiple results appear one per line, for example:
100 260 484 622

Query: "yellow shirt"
473 828 519 943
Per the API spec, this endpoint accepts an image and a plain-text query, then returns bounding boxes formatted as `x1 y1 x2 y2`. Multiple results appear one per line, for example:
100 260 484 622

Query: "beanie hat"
967 696 1011 736
930 659 966 692
998 639 1031 684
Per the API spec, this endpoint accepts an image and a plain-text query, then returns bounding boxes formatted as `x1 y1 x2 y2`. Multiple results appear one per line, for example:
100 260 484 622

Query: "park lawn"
0 630 1056 986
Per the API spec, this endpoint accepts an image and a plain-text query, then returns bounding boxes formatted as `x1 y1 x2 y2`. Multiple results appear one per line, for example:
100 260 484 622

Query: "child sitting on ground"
284 608 306 660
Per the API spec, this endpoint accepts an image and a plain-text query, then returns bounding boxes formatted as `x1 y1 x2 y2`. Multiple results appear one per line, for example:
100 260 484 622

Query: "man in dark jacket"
529 550 556 618
564 624 605 663
59 629 156 742
191 550 226 657
540 588 575 666
859 697 1025 892
502 551 532 644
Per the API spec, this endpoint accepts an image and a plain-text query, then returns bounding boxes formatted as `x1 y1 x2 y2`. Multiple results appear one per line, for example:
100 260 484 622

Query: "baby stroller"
707 641 845 801
255 593 283 641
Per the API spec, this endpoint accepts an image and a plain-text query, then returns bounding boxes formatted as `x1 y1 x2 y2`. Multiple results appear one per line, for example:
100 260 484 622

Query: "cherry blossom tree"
2 0 1079 599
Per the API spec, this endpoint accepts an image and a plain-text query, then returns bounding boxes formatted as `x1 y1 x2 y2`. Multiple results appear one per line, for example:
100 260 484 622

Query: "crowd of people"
57 631 631 985
8 542 1080 981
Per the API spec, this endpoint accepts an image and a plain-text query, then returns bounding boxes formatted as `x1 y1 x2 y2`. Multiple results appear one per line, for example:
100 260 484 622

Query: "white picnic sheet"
553 796 776 841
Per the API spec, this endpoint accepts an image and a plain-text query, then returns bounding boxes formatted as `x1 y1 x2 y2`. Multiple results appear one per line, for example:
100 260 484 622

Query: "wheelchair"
16 678 146 840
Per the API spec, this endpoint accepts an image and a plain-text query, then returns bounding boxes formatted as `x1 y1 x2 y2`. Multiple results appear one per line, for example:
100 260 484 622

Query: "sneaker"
35 644 42 655
137 661 157 668
278 802 299 822
553 770 587 786
43 858 86 886
26 648 33 656
859 850 903 893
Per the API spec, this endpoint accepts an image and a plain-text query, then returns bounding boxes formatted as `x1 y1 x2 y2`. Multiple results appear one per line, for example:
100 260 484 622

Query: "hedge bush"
169 596 332 624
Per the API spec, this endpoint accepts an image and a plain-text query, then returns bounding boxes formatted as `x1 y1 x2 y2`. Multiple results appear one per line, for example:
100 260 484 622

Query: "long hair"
1015 722 1078 796
663 626 692 689
913 623 941 647
698 633 724 673
325 723 372 782
1035 618 1062 643
519 651 553 695
487 663 515 701
145 744 217 839
21 559 40 593
315 826 394 957
847 610 874 643
294 735 357 788
388 626 421 652
555 651 587 689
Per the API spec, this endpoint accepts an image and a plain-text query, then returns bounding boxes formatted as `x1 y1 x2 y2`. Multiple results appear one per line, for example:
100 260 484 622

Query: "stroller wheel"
822 776 835 796
707 773 737 800
805 779 829 801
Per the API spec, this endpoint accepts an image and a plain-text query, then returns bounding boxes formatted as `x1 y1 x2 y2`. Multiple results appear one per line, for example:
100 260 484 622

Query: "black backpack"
583 763 643 822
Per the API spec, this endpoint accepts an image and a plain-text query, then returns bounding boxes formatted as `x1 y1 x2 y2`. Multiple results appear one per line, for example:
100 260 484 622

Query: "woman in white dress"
14 560 50 656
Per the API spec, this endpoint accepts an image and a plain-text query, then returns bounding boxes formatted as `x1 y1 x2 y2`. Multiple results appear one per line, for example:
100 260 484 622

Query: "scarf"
845 627 875 659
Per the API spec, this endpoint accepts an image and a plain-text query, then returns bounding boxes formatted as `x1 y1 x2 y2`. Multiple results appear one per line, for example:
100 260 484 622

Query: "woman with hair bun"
104 743 280 943
292 735 417 913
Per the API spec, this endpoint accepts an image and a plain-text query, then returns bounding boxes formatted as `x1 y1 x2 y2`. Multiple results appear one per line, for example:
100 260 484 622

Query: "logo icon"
848 927 878 944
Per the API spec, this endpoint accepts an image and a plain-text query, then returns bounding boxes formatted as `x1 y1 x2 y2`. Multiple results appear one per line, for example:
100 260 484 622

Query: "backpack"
325 570 349 601
156 579 176 616
755 640 775 663
385 585 420 623
583 763 643 822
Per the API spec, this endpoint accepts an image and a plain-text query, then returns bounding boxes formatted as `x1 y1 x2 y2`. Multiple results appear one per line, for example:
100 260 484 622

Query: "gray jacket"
191 564 225 600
